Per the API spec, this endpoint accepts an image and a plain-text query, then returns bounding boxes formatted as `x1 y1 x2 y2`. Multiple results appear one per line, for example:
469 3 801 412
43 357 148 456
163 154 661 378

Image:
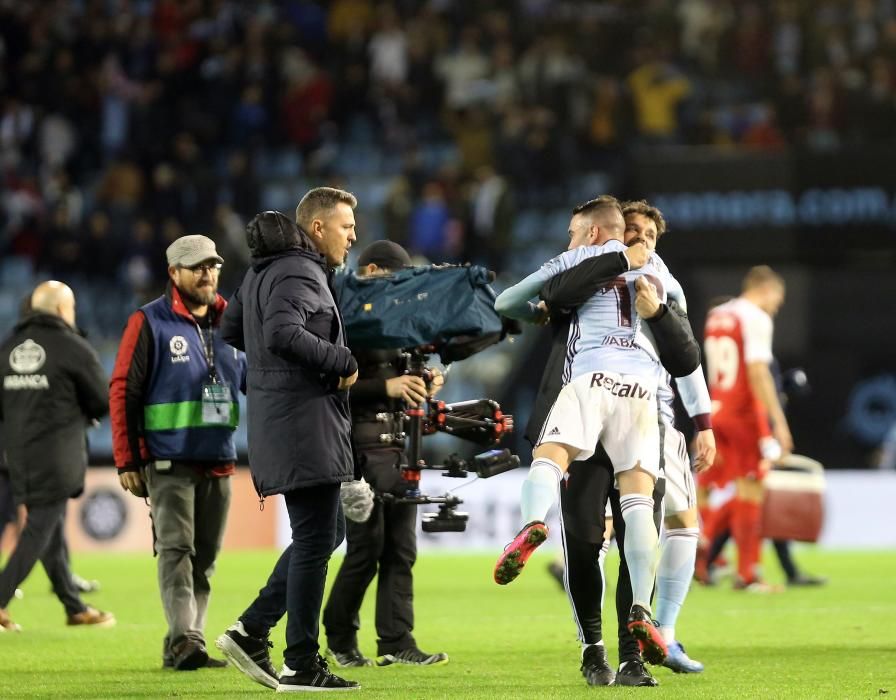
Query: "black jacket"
221 214 358 496
349 347 405 449
0 313 108 506
523 252 701 445
347 346 410 496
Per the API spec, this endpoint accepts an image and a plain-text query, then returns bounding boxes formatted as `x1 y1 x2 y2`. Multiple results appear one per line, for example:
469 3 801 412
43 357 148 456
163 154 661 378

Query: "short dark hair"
295 187 358 229
571 194 622 221
622 199 667 239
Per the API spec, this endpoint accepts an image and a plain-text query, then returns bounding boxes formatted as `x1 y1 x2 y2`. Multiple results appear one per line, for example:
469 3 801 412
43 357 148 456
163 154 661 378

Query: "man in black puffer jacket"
215 188 361 693
0 281 114 631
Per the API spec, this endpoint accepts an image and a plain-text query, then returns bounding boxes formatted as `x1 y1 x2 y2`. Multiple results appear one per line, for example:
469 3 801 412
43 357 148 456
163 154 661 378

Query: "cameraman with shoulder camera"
323 240 449 669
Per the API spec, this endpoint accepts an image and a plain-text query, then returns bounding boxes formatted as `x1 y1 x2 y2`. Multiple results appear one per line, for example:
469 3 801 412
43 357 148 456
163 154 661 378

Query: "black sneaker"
626 605 668 664
328 647 373 668
277 655 360 692
376 647 449 667
613 659 658 687
581 644 615 686
164 652 227 669
172 639 209 671
215 621 279 690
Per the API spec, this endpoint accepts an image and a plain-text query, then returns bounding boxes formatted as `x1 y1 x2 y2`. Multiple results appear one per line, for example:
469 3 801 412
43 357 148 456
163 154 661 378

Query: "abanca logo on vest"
4 339 49 390
169 335 191 363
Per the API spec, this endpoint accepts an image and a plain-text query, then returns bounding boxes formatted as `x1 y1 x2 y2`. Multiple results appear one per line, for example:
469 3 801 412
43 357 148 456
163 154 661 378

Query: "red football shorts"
706 420 764 485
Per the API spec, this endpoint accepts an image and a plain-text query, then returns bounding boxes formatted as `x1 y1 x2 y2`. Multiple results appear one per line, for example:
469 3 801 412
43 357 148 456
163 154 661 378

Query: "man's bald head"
31 281 76 327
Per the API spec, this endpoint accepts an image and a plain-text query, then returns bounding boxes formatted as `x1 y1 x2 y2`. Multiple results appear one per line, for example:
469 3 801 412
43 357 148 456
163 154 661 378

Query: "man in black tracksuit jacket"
0 281 113 631
526 246 700 687
216 190 362 693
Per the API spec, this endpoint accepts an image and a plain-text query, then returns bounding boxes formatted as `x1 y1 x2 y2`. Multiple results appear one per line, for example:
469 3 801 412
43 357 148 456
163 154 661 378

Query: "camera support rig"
380 349 520 533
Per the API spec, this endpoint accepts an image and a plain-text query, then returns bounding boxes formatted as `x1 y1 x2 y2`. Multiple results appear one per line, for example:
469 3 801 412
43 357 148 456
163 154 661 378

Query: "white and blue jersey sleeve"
493 241 627 322
675 368 712 423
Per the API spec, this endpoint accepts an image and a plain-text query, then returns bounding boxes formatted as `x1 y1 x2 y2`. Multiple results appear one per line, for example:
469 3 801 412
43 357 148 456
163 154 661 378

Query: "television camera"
336 262 522 533
377 348 520 533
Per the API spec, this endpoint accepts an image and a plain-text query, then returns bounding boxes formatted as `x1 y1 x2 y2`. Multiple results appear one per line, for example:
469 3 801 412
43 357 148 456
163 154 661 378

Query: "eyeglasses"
182 262 222 273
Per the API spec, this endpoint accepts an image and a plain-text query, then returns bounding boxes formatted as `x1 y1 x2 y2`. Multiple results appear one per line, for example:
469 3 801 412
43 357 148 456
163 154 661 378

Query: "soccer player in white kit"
492 196 669 662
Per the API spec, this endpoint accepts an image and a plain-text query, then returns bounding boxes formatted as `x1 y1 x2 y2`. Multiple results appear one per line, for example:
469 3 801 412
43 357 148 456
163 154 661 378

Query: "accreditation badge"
201 382 232 425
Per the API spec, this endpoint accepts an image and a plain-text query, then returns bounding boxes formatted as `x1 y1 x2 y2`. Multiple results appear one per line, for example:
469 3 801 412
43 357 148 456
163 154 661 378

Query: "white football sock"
520 458 562 525
656 527 699 643
619 493 659 610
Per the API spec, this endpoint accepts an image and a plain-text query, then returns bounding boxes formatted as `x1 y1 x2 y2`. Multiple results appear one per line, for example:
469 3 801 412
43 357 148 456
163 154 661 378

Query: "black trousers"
560 449 664 665
0 470 16 533
0 498 86 615
240 484 344 670
323 449 418 655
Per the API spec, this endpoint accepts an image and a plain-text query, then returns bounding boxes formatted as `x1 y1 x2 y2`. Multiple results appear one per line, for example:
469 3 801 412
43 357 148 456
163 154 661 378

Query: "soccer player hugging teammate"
492 195 669 663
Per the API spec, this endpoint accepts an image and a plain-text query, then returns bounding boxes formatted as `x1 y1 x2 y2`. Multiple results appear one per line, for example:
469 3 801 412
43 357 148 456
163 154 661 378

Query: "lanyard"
196 322 217 383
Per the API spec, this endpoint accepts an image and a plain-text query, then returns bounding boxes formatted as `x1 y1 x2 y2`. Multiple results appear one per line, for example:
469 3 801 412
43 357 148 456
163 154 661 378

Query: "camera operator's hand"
338 369 359 391
634 276 662 318
387 375 427 405
428 367 445 397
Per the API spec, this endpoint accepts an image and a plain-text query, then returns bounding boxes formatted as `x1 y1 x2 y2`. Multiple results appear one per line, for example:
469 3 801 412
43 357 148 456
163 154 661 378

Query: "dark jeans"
323 496 418 655
240 483 344 670
561 449 664 664
0 499 86 615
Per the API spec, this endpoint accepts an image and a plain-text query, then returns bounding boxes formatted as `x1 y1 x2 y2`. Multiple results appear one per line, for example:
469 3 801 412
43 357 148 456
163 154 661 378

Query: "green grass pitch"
0 548 893 698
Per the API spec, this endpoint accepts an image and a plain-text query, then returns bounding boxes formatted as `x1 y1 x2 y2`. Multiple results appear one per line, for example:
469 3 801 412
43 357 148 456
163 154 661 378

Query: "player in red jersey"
702 266 790 590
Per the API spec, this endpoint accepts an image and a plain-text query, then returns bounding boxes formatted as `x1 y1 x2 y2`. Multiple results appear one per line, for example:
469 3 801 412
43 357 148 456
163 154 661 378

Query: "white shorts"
538 370 660 479
662 422 696 514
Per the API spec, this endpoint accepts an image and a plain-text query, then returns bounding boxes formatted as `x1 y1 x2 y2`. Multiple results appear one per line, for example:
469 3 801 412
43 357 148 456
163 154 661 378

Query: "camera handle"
401 350 430 497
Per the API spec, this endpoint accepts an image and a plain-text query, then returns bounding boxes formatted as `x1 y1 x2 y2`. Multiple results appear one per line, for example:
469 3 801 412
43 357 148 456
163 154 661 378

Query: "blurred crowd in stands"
3 0 896 317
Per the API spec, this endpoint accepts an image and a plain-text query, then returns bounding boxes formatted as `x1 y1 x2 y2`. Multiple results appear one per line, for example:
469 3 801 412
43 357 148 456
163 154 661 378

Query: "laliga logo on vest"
169 335 191 363
5 339 49 390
